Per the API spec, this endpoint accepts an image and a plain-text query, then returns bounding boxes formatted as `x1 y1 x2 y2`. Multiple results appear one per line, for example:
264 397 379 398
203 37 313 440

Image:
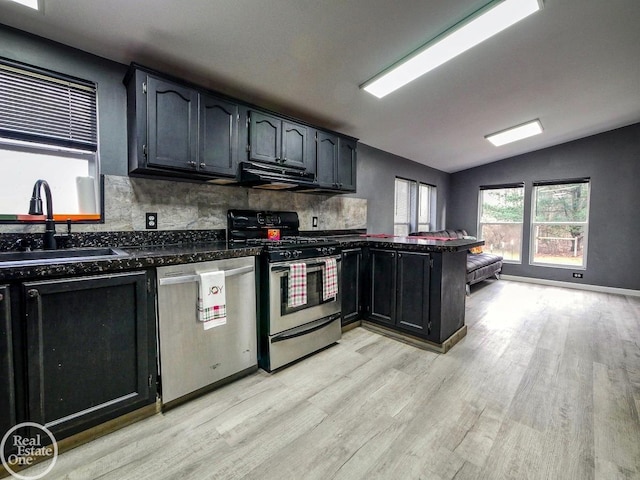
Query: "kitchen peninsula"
333 234 484 353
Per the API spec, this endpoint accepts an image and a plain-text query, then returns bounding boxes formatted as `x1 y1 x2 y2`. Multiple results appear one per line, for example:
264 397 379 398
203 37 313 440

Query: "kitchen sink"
0 247 129 266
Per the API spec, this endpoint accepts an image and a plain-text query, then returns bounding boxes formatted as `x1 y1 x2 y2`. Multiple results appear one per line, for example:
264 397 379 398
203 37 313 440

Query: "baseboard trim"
361 321 467 354
501 275 640 297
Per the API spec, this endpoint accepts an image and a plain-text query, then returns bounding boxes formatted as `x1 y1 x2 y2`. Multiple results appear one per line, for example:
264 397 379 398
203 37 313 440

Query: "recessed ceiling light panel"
361 0 544 99
485 119 543 146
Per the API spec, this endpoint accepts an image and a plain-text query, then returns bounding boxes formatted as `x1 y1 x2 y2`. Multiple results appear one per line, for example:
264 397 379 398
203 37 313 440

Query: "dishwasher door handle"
158 265 254 286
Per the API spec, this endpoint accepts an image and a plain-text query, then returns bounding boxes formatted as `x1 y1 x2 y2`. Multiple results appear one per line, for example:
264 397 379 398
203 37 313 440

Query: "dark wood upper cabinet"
316 131 338 187
248 111 310 170
337 137 357 191
248 111 282 164
282 121 308 170
316 131 357 192
125 67 239 180
146 76 199 172
125 64 355 190
199 94 238 176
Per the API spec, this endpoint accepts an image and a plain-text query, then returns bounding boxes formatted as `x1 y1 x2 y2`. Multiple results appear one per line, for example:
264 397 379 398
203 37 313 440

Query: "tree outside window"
478 185 524 262
531 181 590 267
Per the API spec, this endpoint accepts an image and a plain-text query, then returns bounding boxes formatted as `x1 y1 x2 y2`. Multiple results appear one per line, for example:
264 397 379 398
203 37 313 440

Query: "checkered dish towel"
288 263 307 308
323 257 338 301
197 271 227 322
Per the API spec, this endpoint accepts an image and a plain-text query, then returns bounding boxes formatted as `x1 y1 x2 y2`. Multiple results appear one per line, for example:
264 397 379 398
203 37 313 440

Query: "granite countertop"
0 231 483 282
329 235 484 252
0 242 262 282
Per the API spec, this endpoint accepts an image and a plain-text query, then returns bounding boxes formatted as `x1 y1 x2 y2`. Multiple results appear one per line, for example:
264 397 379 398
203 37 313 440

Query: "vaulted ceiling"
1 0 639 172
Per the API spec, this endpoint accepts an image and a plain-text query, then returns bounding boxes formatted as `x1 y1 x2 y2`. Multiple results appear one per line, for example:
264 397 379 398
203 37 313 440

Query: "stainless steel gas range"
228 210 342 371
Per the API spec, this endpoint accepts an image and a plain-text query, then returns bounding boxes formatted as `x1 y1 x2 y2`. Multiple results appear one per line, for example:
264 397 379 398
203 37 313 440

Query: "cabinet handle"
199 163 207 168
187 161 197 168
27 289 39 298
0 293 3 301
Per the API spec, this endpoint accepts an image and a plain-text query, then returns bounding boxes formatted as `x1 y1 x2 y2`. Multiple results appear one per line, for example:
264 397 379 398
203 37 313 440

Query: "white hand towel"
197 271 227 327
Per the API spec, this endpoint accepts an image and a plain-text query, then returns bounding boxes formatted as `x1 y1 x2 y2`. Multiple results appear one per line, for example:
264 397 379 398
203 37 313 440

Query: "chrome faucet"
29 179 57 250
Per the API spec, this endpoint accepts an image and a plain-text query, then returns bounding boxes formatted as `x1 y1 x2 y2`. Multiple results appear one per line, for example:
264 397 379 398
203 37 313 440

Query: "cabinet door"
249 111 281 164
23 272 156 440
0 285 16 438
396 252 431 335
199 94 238 176
341 249 362 326
282 121 308 170
337 138 357 191
368 249 396 325
316 131 338 187
146 76 199 171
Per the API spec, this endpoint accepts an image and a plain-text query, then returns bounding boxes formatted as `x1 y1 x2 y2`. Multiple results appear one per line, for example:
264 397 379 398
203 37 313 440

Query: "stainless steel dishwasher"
156 256 257 406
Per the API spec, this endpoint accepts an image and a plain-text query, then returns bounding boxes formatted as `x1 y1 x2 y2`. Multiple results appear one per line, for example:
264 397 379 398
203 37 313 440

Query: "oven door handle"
271 314 341 343
270 257 341 273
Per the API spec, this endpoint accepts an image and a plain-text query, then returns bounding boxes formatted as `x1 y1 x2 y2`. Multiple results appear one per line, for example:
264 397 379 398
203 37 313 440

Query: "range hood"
238 161 316 190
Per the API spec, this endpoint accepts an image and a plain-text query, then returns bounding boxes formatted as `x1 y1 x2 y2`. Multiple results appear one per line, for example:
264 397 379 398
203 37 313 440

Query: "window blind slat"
0 60 97 150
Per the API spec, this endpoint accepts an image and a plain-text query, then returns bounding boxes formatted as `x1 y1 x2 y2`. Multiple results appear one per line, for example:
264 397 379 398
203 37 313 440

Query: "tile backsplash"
0 175 367 234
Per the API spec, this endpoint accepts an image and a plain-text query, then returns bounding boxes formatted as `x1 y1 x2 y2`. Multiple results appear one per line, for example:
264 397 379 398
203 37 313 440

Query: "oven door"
269 255 341 335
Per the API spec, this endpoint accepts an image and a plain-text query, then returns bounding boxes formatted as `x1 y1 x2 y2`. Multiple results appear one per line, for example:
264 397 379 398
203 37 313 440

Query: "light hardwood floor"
21 280 640 479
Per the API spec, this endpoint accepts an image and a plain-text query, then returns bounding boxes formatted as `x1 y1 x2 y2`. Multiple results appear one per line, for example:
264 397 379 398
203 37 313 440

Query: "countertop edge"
0 237 483 282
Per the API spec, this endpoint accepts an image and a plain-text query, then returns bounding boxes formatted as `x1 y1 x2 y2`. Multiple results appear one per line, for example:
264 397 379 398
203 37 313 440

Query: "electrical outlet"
146 212 158 230
572 272 583 278
312 216 318 228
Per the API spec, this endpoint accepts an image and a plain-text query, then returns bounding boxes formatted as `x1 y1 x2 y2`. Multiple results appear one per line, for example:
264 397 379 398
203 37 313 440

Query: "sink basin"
0 247 129 266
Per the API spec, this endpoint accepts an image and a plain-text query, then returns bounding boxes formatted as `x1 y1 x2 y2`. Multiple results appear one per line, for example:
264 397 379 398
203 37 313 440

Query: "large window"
530 180 590 268
394 177 436 235
0 59 100 222
478 184 524 262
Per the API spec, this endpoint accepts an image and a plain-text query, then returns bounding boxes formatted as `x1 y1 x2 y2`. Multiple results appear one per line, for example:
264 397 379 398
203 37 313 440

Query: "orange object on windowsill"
15 214 101 222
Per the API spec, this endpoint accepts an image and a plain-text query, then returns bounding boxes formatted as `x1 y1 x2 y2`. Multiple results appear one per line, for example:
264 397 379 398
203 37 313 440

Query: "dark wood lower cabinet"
22 271 157 440
396 251 431 335
341 248 363 326
365 248 466 348
0 284 16 439
368 249 397 325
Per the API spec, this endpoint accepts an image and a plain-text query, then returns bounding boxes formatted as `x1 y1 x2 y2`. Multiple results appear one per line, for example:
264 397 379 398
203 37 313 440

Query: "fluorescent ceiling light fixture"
485 119 543 146
361 0 543 98
6 0 39 9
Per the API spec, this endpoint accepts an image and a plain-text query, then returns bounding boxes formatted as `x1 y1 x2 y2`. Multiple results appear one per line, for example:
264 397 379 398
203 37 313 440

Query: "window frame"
477 183 525 264
394 177 436 235
0 57 101 224
529 179 590 269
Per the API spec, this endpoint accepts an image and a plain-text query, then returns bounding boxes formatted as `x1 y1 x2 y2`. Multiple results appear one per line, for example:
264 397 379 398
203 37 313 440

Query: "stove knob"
283 251 292 259
294 250 302 258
